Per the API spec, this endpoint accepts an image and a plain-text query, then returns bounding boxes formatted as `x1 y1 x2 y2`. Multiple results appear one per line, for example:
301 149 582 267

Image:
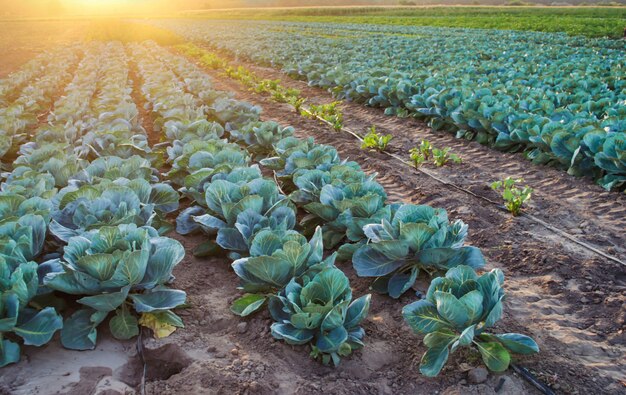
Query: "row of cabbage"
0 47 72 107
153 20 626 191
129 42 538 372
0 46 82 168
0 41 186 367
129 41 372 366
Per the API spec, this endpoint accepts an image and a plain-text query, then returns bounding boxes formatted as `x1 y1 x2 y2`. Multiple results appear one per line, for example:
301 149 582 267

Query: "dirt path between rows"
160 48 625 395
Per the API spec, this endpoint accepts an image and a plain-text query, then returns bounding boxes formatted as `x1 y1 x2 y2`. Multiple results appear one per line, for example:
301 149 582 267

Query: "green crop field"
1 8 625 394
184 6 626 38
157 18 626 190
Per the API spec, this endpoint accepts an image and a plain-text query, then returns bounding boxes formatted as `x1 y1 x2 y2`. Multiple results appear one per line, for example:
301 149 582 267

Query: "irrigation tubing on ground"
511 364 556 395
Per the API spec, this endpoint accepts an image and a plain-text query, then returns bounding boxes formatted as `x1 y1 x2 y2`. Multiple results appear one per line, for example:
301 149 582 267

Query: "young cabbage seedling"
361 126 393 151
419 140 432 160
304 102 344 131
432 147 462 167
409 147 427 168
491 177 533 216
288 96 306 113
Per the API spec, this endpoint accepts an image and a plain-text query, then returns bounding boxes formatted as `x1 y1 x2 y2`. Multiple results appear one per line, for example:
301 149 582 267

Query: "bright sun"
65 0 163 15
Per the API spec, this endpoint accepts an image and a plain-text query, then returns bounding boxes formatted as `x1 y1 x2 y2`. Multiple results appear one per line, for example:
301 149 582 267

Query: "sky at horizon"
0 0 396 16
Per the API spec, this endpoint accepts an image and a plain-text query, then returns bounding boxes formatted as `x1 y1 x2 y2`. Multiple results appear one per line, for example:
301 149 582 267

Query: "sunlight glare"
65 0 173 16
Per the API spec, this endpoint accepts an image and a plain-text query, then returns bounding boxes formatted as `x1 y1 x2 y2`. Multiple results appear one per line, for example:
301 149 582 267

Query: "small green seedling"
419 140 432 159
272 87 300 104
361 126 393 151
288 96 306 112
491 177 533 216
304 102 343 131
432 147 462 167
409 147 427 168
225 66 256 88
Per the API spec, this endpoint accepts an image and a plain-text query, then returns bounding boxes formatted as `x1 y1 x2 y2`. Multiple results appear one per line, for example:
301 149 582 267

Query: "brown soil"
145 234 535 395
126 51 159 147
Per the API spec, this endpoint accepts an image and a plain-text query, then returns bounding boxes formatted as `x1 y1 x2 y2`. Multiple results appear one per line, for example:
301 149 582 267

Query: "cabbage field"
0 14 625 395
156 20 626 190
3 38 534 372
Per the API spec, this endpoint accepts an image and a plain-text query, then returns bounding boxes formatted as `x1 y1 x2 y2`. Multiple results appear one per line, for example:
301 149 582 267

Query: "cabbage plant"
230 227 332 316
179 148 251 204
229 121 294 158
402 266 539 376
300 178 388 248
49 178 179 242
207 97 261 128
13 143 87 188
177 177 292 256
289 162 373 206
352 204 485 298
260 137 342 178
166 139 248 187
1 167 57 199
0 258 63 367
593 132 626 190
163 119 224 144
42 224 186 349
0 214 48 268
81 127 151 160
268 266 370 366
0 194 52 225
69 155 158 186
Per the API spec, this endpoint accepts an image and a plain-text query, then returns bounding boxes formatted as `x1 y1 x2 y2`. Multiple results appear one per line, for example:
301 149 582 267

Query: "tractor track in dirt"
169 48 626 394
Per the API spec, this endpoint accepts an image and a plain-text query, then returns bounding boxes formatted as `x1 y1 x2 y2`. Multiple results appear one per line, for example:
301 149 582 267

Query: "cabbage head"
352 204 484 298
268 266 370 367
0 214 48 269
1 167 57 199
229 121 294 158
0 194 52 225
43 224 186 349
402 266 539 376
301 178 387 248
69 155 157 186
49 178 178 242
0 257 63 367
230 227 333 316
177 177 292 256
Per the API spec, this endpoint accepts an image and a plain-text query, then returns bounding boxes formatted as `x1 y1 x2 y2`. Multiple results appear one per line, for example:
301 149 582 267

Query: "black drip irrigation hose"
511 364 556 395
300 107 625 267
